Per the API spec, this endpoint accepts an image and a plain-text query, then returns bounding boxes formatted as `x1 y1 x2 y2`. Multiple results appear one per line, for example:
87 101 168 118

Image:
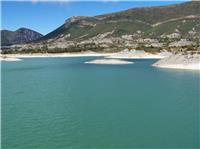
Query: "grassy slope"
36 1 200 45
144 18 200 38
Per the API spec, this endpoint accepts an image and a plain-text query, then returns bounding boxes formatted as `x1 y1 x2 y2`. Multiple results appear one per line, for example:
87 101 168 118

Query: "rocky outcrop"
153 52 200 70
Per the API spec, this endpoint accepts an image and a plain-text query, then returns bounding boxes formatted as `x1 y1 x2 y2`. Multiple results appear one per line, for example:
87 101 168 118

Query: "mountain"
1 28 43 46
39 1 200 41
2 1 200 53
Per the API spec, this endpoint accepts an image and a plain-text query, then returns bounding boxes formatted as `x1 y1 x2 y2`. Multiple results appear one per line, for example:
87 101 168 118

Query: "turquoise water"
2 57 200 148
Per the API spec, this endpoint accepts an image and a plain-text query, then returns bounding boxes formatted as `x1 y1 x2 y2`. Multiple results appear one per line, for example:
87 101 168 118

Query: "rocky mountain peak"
1 28 43 46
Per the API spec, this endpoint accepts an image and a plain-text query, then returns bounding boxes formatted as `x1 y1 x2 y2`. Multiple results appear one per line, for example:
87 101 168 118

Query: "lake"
1 57 200 148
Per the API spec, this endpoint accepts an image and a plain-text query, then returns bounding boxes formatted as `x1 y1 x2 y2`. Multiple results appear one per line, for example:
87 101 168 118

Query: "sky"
2 0 188 35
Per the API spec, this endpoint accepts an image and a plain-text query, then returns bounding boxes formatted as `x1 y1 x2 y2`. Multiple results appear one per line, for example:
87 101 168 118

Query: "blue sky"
2 1 188 35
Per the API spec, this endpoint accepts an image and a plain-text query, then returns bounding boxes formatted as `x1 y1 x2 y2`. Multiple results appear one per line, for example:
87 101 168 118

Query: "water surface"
2 57 200 148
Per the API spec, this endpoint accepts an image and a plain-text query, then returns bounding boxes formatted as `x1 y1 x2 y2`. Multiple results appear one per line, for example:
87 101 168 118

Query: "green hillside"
38 1 200 42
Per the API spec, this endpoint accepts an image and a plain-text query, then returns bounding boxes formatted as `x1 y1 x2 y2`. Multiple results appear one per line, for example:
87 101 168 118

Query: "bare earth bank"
85 59 133 64
152 53 200 70
0 50 170 61
1 51 200 70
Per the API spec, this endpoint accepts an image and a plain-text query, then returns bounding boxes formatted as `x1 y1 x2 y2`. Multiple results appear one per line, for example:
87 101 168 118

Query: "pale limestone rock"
169 39 196 47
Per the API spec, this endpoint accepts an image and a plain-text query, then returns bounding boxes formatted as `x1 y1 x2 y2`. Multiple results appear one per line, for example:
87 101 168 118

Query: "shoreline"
153 64 200 70
0 50 170 60
105 55 165 59
152 53 200 70
1 52 110 58
0 52 110 61
105 50 171 59
2 52 199 71
0 57 22 61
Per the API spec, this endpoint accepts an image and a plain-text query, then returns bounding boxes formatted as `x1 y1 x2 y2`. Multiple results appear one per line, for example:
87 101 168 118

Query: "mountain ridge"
38 1 200 41
1 28 43 46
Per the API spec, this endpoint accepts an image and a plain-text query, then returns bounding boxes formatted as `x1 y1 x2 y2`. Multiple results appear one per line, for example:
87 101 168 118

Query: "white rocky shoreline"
0 49 169 60
153 53 200 70
105 49 172 59
0 56 22 61
1 51 200 70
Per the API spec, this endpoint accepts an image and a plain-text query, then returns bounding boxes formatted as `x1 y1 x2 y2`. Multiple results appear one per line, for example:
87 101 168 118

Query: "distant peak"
15 27 43 35
16 27 30 31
